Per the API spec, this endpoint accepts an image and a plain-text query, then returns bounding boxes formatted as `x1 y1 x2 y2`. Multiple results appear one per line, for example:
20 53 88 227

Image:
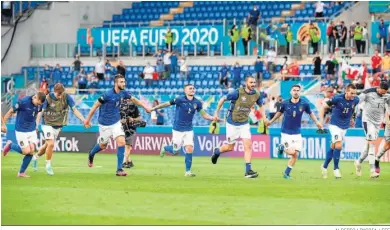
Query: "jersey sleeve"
326 96 338 107
196 101 203 112
98 92 109 104
12 100 22 112
305 103 312 114
169 97 180 105
358 92 366 103
66 95 76 109
278 102 285 113
256 95 263 106
224 90 239 101
124 90 132 99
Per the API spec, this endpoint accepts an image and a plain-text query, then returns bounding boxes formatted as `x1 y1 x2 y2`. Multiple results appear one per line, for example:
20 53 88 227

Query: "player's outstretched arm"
267 112 282 127
309 113 323 129
85 101 101 127
131 97 151 113
214 96 227 120
2 108 15 133
72 107 89 128
199 109 219 122
151 101 172 111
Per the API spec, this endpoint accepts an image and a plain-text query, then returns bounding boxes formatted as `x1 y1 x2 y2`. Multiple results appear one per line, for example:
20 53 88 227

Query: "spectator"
165 27 173 52
95 58 105 81
87 71 99 93
105 59 112 80
143 62 155 87
72 55 82 76
314 1 327 19
349 21 356 40
156 107 165 125
362 22 368 54
156 57 165 79
275 96 283 112
76 70 88 94
287 60 300 80
325 53 336 80
378 19 388 49
39 78 49 95
336 21 347 52
309 22 320 54
154 49 164 60
179 56 189 79
313 52 322 75
170 51 178 74
51 64 62 86
285 25 293 55
151 100 159 124
117 60 126 77
229 25 240 56
219 63 229 88
231 62 242 88
354 22 363 54
241 22 252 55
382 52 390 71
268 97 277 120
371 49 383 74
163 50 171 78
327 21 336 53
355 61 368 89
43 64 52 81
247 4 260 35
280 56 290 79
254 56 263 85
266 48 277 75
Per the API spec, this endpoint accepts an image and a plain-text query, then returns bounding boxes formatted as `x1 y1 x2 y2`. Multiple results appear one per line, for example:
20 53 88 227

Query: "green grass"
2 153 390 225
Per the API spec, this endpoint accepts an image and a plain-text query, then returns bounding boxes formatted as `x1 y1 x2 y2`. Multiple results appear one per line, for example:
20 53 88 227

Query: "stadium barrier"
2 125 390 163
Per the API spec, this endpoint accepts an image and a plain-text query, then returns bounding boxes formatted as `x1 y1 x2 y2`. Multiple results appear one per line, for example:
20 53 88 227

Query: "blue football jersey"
279 98 312 135
328 94 360 129
98 88 132 126
170 96 203 132
13 96 42 132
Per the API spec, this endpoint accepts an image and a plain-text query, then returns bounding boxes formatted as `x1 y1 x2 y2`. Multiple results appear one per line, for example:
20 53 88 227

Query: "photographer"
120 99 146 168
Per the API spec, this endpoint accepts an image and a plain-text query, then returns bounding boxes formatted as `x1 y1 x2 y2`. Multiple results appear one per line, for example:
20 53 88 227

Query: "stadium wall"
2 126 390 163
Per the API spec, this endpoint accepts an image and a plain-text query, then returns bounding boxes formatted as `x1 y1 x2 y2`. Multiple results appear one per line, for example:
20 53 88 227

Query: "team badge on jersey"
50 103 55 108
299 106 303 112
242 96 247 102
193 103 197 110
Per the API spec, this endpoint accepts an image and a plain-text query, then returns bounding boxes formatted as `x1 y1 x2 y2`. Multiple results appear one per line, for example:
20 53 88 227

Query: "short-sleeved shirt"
371 55 382 69
13 96 43 132
98 88 132 126
225 89 263 126
170 96 203 132
279 99 312 135
327 94 360 129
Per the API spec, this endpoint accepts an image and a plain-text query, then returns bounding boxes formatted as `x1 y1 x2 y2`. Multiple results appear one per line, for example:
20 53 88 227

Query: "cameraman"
120 99 146 168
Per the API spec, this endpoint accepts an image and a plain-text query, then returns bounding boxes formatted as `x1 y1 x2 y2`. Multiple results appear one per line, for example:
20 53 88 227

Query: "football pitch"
2 153 390 225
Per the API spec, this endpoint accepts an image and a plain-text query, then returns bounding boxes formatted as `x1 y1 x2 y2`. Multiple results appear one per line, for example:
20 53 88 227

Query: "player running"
354 82 390 178
211 76 267 178
84 74 151 176
267 85 322 179
374 108 390 175
2 92 46 177
319 84 359 179
120 98 146 168
32 83 88 175
152 84 218 177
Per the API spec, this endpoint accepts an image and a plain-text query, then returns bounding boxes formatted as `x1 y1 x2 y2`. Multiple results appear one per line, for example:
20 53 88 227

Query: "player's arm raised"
130 97 151 113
